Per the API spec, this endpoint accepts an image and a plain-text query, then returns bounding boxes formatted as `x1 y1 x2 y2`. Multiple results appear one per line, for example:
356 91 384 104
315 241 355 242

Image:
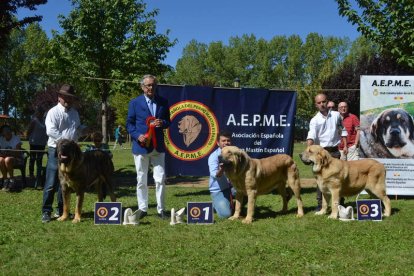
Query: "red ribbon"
140 116 157 148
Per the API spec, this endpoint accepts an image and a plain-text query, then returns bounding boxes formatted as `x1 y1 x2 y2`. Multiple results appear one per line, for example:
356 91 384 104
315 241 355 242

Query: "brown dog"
57 139 116 223
219 146 304 224
300 145 391 218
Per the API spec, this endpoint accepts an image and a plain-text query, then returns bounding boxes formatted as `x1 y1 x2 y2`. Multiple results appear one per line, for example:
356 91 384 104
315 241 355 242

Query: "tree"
0 23 49 123
335 0 414 67
171 33 351 141
50 0 176 142
0 0 47 51
323 36 414 117
172 40 210 85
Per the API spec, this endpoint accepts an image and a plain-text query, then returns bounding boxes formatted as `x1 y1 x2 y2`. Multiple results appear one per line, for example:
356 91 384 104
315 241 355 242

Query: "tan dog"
57 139 116 223
299 145 391 218
219 146 304 224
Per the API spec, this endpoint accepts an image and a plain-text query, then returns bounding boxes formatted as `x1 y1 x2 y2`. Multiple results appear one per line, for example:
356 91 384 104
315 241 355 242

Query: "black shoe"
8 179 21 192
158 211 169 220
315 205 322 212
1 179 10 192
42 212 52 223
137 210 147 220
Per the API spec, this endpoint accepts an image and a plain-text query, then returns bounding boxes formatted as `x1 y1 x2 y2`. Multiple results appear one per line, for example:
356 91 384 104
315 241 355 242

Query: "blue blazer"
126 94 171 155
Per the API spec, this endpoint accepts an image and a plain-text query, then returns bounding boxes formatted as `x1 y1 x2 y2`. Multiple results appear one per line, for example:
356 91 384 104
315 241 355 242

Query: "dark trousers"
316 148 344 207
42 147 63 214
29 144 46 186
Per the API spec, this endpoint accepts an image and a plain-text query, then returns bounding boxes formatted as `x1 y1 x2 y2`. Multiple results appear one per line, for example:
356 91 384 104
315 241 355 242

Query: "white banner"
360 75 414 195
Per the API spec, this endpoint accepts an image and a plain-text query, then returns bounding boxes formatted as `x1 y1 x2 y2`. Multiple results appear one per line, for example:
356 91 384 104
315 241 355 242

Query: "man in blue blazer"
126 74 171 219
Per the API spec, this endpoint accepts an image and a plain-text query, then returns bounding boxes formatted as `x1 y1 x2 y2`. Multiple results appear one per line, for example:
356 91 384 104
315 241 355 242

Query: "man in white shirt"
41 84 84 223
307 93 348 211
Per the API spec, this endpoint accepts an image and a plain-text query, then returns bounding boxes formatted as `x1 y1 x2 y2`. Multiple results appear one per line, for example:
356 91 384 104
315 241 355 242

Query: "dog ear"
238 150 249 172
319 149 328 167
74 141 83 159
370 112 382 142
407 113 414 140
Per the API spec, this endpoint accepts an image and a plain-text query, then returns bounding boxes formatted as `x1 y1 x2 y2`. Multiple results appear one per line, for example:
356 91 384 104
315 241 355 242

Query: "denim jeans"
211 187 235 219
42 147 62 214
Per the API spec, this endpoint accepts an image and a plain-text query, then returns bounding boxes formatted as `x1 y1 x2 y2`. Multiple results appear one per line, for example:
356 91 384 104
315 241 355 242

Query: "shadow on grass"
174 189 210 197
113 172 208 188
167 175 206 185
253 205 319 220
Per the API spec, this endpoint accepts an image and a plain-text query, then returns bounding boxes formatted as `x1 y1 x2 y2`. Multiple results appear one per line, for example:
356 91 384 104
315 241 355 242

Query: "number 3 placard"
187 202 214 224
94 202 122 225
356 199 382 221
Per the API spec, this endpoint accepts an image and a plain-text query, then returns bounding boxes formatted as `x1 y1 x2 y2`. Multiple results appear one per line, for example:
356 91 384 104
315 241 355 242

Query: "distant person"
327 101 336 111
85 131 112 199
338 101 360 160
307 93 347 210
126 74 171 220
27 107 48 188
0 125 24 192
85 131 112 159
41 84 85 223
208 130 235 218
113 125 125 150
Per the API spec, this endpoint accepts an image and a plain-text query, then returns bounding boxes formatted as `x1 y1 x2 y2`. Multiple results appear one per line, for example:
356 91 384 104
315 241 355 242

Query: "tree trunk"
101 81 109 144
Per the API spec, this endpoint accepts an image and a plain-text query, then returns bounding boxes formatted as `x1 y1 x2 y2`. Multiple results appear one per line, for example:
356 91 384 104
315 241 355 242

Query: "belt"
323 146 338 153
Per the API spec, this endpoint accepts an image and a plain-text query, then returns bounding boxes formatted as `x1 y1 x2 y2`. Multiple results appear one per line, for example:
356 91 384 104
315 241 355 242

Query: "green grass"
1 143 412 275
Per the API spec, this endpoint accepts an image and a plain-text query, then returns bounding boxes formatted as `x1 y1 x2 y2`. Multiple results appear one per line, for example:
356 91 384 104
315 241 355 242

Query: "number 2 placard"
94 202 122 225
356 199 382 221
187 202 214 224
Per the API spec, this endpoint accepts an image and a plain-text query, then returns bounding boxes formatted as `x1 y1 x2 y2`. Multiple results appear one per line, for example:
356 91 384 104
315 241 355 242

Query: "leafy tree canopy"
49 0 176 140
0 0 47 50
335 0 414 67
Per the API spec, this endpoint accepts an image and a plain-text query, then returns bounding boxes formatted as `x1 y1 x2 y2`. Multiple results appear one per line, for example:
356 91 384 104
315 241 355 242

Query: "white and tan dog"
219 146 304 224
300 145 391 219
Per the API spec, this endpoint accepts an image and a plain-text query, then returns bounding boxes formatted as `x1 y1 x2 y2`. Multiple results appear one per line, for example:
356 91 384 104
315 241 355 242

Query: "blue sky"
18 0 361 67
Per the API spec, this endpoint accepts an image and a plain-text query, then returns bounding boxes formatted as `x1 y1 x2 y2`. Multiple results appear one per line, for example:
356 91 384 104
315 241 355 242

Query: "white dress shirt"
307 110 347 147
45 103 81 148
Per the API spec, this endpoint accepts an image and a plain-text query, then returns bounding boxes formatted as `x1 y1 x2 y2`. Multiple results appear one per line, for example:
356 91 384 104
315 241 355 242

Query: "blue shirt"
208 147 231 193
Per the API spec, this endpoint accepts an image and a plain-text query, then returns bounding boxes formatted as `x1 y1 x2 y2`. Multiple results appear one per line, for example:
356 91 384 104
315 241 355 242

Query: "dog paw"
72 218 81 224
296 213 304 218
242 218 253 224
315 210 326 215
328 214 338 219
57 216 68 221
228 215 239 221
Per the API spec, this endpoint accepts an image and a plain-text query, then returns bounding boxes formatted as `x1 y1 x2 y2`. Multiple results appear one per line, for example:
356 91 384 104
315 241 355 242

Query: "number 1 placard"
187 202 214 224
94 202 122 225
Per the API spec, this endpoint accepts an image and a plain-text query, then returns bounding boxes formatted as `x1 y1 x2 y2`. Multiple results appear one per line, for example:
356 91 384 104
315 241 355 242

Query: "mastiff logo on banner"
164 100 219 161
158 85 296 176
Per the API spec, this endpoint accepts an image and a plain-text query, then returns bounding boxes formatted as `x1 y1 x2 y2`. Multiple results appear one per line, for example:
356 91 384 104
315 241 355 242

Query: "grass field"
1 142 413 275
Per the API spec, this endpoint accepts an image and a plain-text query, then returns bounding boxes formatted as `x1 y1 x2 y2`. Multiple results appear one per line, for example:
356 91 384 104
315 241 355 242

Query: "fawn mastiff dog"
57 139 116 223
219 146 304 224
299 145 391 218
